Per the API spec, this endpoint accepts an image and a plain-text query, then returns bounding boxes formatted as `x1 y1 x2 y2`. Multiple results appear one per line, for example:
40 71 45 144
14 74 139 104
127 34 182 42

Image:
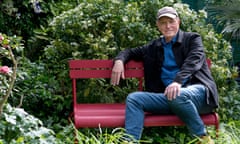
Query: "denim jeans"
125 84 213 140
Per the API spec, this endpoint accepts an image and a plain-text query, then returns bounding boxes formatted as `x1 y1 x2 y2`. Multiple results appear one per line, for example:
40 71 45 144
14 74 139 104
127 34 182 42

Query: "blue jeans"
125 84 213 140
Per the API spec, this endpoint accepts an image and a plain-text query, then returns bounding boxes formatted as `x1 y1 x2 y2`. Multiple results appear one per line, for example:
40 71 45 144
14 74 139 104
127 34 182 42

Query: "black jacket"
114 30 219 108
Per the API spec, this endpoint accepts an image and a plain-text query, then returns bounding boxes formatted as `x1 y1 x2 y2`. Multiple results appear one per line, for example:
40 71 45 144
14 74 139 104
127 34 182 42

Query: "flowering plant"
0 66 10 74
0 33 23 114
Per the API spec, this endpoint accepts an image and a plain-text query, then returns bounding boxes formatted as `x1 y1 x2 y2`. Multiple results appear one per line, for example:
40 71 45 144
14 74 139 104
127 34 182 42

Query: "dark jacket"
114 30 219 108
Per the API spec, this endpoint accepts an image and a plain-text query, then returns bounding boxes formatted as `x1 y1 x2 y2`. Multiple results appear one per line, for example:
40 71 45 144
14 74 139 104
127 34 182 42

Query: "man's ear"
156 20 160 27
177 18 181 25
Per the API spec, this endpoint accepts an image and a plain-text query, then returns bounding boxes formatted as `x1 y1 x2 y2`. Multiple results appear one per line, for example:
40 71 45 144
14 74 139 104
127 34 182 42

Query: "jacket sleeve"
174 33 206 84
113 43 151 64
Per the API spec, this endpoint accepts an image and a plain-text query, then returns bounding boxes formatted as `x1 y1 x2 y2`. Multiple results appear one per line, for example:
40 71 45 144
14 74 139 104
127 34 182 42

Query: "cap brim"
158 13 177 19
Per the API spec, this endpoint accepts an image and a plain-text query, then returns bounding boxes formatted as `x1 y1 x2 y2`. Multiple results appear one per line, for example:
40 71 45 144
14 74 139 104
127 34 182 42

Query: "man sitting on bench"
110 6 218 143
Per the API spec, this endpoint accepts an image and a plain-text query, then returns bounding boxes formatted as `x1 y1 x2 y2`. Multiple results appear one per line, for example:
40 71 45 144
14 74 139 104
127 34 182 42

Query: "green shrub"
41 0 240 121
9 58 71 130
0 104 57 144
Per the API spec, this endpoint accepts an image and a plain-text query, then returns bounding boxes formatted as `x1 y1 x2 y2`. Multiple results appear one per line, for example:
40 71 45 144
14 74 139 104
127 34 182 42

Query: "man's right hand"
110 60 125 86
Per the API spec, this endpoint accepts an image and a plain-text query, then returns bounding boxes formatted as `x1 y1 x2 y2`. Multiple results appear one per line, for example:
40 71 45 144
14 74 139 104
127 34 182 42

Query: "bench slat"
74 104 219 128
70 69 112 78
69 60 143 69
69 60 144 78
69 60 113 68
74 114 218 128
70 69 144 78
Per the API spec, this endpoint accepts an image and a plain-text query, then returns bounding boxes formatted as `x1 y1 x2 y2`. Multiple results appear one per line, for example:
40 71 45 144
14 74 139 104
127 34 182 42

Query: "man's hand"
164 82 182 101
110 60 125 86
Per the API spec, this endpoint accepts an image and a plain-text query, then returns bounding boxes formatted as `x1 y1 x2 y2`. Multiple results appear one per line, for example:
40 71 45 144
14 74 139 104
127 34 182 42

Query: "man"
111 6 218 143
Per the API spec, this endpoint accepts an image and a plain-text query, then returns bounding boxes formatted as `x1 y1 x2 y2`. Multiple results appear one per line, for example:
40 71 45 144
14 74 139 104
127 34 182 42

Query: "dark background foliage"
1 0 240 143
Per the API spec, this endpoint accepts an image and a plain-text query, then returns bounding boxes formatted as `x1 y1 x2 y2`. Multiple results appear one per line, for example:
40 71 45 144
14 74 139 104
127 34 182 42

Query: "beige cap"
157 6 178 19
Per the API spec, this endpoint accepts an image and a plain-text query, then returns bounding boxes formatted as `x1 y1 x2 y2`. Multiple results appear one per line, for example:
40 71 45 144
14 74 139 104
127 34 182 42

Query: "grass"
69 121 240 144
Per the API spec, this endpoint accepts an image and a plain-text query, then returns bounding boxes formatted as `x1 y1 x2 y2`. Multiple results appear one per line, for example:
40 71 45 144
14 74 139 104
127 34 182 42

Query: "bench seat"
74 103 219 129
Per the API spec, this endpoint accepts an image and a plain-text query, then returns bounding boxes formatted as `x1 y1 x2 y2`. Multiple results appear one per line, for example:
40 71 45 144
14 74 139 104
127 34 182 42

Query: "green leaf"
4 113 16 125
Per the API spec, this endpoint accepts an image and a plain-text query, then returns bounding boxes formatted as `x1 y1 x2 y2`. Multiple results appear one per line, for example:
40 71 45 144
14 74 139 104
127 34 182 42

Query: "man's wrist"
115 60 123 64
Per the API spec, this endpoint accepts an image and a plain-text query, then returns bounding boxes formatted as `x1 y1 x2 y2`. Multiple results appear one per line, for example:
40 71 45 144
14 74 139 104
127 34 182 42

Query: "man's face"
156 16 180 42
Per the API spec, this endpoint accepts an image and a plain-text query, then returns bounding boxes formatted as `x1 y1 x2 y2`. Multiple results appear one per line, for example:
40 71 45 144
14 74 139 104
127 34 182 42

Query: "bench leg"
215 122 219 138
74 128 78 144
214 113 219 138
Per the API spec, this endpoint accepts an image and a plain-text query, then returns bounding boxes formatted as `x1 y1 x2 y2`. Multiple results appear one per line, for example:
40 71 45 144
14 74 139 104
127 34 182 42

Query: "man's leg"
168 84 213 137
125 91 171 140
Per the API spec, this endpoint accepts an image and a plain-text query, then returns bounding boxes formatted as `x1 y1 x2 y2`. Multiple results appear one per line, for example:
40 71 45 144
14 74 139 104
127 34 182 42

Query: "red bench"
69 59 219 134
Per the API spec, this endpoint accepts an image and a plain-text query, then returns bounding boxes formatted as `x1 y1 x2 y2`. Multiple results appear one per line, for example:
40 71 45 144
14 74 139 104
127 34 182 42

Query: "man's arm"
111 45 147 85
174 33 206 84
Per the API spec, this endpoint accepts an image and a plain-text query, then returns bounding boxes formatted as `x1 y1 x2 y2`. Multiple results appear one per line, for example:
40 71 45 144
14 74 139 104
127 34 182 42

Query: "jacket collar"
176 30 184 44
159 30 182 43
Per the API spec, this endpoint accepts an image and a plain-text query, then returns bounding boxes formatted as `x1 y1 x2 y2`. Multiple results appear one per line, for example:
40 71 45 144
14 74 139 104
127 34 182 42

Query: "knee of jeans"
168 95 187 108
126 92 142 103
126 92 139 102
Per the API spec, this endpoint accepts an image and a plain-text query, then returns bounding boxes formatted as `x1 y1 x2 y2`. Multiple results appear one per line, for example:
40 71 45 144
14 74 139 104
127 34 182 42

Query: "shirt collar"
161 31 179 45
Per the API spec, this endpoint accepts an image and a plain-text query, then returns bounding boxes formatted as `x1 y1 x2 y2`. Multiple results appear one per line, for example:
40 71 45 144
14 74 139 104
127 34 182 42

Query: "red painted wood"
73 103 219 129
69 60 144 78
206 58 211 68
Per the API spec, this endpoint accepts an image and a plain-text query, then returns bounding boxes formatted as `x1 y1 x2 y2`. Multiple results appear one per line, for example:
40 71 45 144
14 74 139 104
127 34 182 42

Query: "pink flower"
0 66 10 74
0 35 4 42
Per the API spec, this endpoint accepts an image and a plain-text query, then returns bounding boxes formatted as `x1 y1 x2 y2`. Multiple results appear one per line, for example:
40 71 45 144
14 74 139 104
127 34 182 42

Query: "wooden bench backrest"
69 59 211 103
69 60 144 105
69 59 211 79
69 60 144 78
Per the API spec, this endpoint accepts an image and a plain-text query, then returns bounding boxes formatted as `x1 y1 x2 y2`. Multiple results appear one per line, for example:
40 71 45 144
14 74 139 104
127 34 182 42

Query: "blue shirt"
161 35 179 86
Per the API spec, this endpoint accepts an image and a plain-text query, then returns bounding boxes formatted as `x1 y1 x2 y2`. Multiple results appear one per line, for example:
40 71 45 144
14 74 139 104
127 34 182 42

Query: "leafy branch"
0 34 20 115
0 46 17 115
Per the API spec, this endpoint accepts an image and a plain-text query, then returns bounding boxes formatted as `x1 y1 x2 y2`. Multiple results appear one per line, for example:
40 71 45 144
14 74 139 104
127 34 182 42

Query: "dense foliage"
0 0 240 143
42 0 239 121
0 104 57 144
0 0 80 60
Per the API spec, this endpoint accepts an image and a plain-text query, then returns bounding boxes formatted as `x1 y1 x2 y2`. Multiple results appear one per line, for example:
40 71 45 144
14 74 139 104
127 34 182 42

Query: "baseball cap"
157 6 179 20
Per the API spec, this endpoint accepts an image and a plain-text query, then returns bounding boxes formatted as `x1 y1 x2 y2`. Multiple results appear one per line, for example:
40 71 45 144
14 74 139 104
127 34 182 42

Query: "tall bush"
0 0 80 60
40 0 239 121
